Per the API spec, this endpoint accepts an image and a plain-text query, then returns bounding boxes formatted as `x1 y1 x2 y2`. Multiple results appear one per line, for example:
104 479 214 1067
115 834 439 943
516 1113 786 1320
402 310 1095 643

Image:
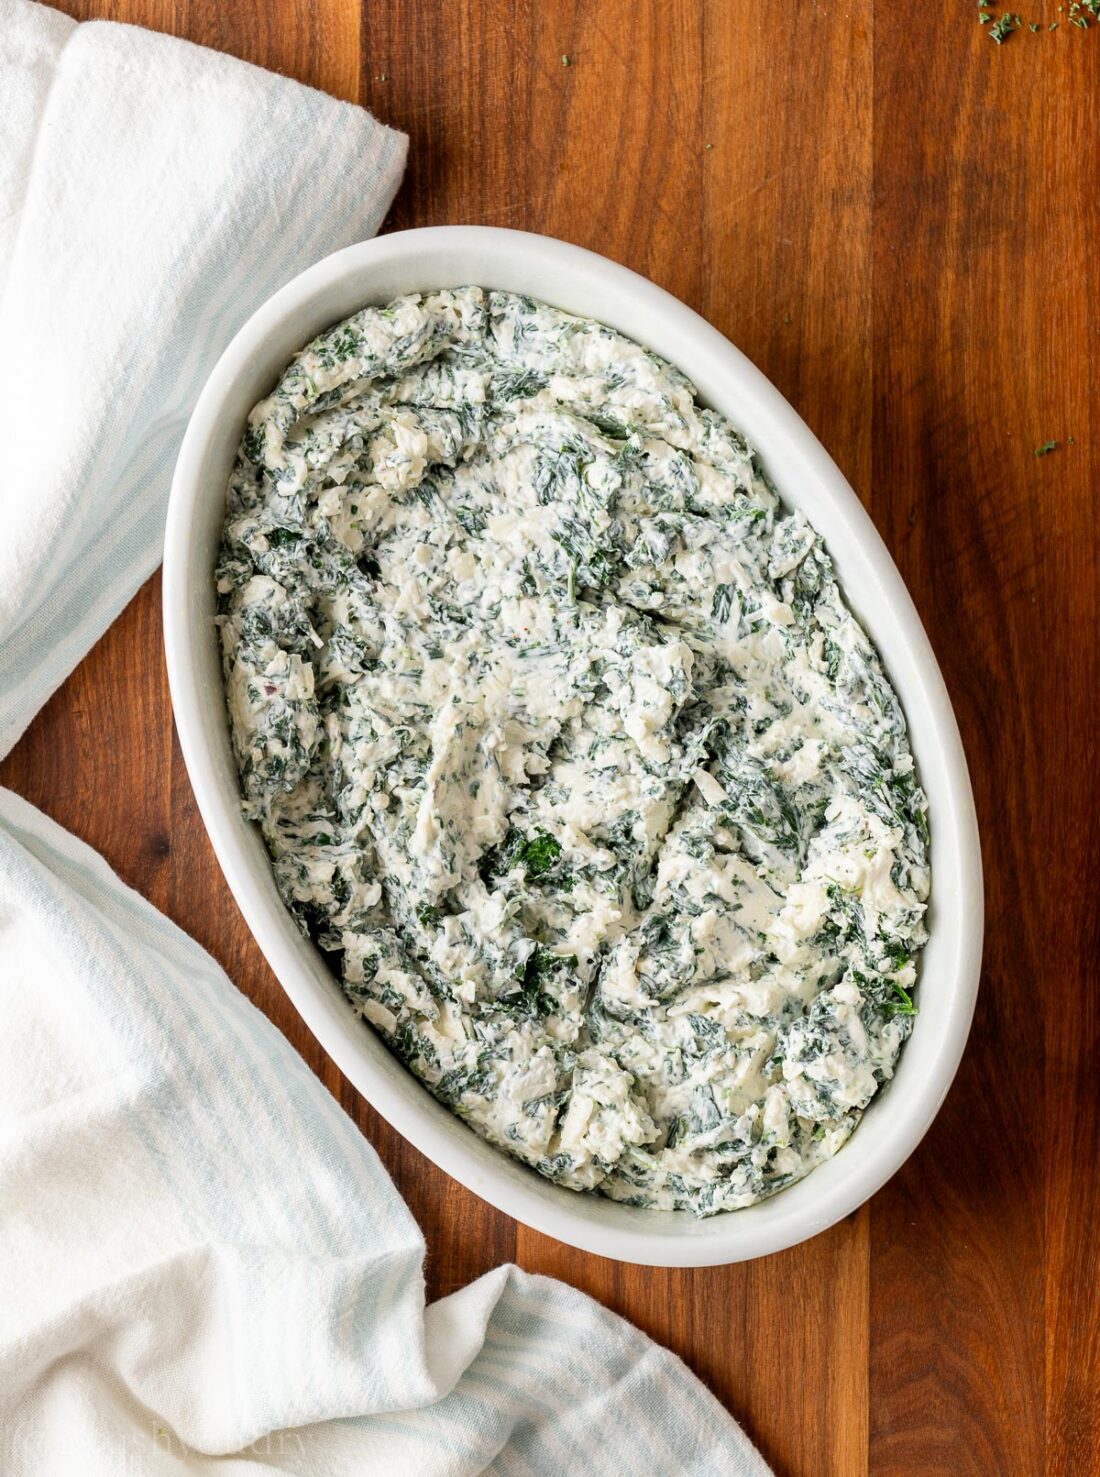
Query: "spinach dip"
217 287 929 1216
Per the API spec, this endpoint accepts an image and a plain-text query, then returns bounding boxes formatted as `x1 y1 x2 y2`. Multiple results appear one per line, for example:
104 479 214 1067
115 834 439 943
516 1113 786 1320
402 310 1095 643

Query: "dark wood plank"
867 11 1099 1475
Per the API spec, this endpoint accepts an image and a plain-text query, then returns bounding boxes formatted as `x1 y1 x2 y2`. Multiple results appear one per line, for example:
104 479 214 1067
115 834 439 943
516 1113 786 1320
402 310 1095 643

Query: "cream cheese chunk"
218 287 930 1216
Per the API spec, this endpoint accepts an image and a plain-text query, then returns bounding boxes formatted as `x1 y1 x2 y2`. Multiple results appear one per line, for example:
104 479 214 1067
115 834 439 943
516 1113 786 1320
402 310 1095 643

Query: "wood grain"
4 3 1097 1472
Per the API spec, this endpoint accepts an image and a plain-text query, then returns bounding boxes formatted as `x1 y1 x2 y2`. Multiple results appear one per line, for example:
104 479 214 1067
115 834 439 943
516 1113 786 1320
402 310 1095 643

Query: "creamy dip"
218 287 929 1216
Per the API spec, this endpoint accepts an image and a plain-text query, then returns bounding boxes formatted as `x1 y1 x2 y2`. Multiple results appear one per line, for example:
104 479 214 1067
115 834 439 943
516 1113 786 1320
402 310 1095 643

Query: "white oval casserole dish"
163 226 982 1266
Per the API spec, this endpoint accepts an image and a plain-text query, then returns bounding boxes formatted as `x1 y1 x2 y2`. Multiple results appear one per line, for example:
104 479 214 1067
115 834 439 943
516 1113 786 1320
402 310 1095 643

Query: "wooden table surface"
6 3 1097 1472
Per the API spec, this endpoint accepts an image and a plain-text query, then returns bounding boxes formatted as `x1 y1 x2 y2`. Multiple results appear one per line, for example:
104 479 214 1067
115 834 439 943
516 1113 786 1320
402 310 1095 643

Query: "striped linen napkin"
0 4 769 1473
0 0 406 756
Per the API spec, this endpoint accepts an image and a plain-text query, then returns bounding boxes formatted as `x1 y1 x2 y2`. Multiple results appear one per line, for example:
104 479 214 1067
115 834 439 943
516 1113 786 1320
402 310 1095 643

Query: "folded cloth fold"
0 4 769 1472
0 791 768 1473
0 0 406 760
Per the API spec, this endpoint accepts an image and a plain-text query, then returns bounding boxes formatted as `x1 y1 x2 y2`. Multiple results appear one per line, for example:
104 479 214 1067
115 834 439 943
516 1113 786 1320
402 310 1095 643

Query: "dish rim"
163 225 983 1266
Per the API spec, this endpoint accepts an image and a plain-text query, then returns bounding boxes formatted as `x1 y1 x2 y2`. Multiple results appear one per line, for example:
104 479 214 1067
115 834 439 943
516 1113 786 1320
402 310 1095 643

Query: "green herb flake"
518 831 564 878
886 981 918 1016
712 583 736 623
988 12 1020 40
1034 440 1058 456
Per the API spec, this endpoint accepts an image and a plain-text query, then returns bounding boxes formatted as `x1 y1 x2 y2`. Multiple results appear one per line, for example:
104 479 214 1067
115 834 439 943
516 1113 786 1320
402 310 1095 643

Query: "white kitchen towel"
0 790 767 1474
0 5 769 1475
0 0 407 759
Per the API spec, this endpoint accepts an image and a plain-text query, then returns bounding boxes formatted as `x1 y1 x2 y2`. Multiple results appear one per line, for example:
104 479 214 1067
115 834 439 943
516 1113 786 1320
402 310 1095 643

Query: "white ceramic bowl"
164 226 982 1266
